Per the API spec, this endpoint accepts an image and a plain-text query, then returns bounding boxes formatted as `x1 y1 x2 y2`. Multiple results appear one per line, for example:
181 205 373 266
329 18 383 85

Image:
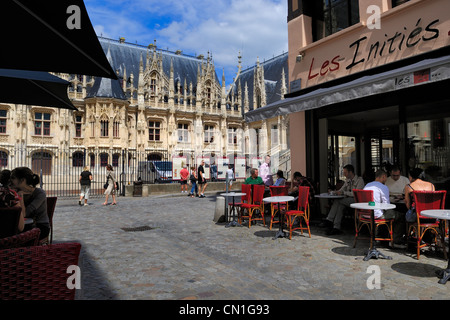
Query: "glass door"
328 134 356 188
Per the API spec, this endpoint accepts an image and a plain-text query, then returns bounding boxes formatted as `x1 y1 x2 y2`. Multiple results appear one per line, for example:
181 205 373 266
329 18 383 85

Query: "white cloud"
85 0 288 84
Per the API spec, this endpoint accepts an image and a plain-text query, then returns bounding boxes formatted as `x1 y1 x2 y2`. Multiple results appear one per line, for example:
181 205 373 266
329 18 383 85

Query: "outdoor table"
350 202 396 261
221 193 246 228
421 209 450 284
263 196 294 240
315 193 345 199
24 218 33 225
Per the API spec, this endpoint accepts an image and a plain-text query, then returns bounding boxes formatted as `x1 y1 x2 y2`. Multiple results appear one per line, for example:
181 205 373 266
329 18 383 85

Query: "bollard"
214 196 226 223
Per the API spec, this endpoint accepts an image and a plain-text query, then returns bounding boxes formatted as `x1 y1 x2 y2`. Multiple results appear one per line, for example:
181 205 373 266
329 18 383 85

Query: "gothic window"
256 90 262 109
149 121 161 141
75 115 82 138
89 153 95 168
32 151 52 175
0 151 8 168
34 112 51 136
100 153 108 167
112 153 120 167
204 125 215 143
101 120 109 137
0 110 7 134
271 125 279 145
150 79 156 93
178 123 189 142
113 120 120 138
72 151 84 167
228 127 238 145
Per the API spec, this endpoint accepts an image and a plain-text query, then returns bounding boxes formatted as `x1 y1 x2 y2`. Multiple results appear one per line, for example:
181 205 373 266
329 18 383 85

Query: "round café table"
350 202 396 261
221 193 246 228
263 196 294 240
421 209 450 284
315 193 345 200
24 218 33 225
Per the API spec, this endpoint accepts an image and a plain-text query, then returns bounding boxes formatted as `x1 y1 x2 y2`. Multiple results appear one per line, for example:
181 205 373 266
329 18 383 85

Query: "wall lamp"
296 52 305 63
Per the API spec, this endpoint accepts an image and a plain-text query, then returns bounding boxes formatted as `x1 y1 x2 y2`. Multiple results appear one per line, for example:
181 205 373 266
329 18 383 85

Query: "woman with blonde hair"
79 166 92 206
103 164 117 206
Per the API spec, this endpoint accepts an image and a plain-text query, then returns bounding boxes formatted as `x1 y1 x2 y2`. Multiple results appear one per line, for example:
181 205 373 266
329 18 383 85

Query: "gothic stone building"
0 37 289 188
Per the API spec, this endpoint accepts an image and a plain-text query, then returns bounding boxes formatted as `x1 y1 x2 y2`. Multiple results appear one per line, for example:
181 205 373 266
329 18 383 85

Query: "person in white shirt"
225 165 234 191
259 155 273 187
385 166 409 200
363 169 390 219
322 164 365 235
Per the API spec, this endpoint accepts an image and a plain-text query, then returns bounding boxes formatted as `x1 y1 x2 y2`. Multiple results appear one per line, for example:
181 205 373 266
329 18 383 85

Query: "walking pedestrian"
188 166 198 198
198 160 208 198
103 164 117 206
79 166 92 206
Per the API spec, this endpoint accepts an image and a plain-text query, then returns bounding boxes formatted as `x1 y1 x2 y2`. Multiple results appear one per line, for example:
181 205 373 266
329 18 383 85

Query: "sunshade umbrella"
0 69 76 110
0 0 117 80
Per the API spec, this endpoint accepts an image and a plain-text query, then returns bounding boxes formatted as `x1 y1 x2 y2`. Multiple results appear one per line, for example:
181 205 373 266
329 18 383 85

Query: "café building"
245 0 450 207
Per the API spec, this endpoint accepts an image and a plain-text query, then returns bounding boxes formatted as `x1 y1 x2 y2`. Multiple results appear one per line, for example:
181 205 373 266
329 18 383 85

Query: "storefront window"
328 134 356 187
407 118 450 191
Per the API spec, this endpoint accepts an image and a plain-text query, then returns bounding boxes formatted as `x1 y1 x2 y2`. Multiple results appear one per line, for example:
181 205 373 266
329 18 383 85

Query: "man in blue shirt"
363 169 390 219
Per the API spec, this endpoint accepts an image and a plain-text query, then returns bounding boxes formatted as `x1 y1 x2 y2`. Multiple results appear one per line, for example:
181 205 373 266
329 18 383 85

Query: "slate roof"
233 52 288 111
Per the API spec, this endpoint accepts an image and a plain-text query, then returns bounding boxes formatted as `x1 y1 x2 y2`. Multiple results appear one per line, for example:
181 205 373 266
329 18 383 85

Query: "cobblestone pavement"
52 193 450 300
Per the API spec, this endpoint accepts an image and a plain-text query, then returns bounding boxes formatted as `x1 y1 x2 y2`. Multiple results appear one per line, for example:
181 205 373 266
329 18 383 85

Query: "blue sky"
84 0 288 86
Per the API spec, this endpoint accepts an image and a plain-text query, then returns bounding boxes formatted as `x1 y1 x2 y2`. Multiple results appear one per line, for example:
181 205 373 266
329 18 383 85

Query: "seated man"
245 168 264 185
363 169 390 219
385 166 409 201
321 164 365 235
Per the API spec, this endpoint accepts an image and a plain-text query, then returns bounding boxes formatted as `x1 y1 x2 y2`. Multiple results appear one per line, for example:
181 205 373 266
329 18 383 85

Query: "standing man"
259 155 273 187
321 164 365 235
198 160 208 198
179 165 189 194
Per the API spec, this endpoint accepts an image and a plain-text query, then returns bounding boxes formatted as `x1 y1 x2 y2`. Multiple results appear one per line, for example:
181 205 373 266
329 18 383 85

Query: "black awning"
0 0 117 80
0 69 76 110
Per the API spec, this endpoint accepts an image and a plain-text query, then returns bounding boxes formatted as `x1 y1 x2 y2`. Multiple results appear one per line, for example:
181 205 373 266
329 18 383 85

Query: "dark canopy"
0 69 76 110
0 0 117 80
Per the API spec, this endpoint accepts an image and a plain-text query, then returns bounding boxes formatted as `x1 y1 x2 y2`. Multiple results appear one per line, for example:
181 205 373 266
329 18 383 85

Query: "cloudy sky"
84 0 288 86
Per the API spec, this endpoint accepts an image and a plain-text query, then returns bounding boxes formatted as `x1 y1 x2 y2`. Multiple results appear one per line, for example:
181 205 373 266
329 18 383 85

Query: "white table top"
220 192 246 197
421 210 450 220
24 218 33 225
315 193 345 199
263 196 295 203
350 202 396 210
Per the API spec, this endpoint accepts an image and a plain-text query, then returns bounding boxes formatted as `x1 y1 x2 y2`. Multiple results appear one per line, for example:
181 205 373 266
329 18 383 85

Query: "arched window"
72 151 84 167
0 151 8 168
32 151 52 175
147 153 162 161
100 153 109 167
89 153 96 168
112 153 120 167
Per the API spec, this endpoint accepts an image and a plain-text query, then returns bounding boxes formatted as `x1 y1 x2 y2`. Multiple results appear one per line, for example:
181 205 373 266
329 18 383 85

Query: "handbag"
103 183 108 189
406 206 417 223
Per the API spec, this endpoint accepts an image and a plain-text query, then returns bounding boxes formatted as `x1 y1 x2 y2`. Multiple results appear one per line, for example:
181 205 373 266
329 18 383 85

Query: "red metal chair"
0 228 41 249
0 206 22 238
40 196 57 245
269 186 289 230
240 185 266 228
285 186 310 239
229 184 251 221
0 242 82 300
407 190 447 260
352 189 394 248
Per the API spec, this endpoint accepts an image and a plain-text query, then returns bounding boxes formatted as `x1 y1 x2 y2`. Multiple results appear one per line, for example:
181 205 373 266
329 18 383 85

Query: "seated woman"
11 167 49 240
0 169 24 232
273 170 286 186
404 167 435 210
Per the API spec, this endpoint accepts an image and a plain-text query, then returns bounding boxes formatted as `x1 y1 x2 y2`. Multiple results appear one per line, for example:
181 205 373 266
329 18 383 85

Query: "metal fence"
0 146 172 198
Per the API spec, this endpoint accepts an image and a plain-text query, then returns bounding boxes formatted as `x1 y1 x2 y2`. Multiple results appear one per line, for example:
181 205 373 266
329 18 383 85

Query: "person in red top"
179 165 190 194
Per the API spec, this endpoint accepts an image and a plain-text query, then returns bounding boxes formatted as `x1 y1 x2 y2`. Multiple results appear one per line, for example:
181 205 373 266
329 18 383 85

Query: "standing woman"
79 166 92 206
10 167 49 240
103 164 117 206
